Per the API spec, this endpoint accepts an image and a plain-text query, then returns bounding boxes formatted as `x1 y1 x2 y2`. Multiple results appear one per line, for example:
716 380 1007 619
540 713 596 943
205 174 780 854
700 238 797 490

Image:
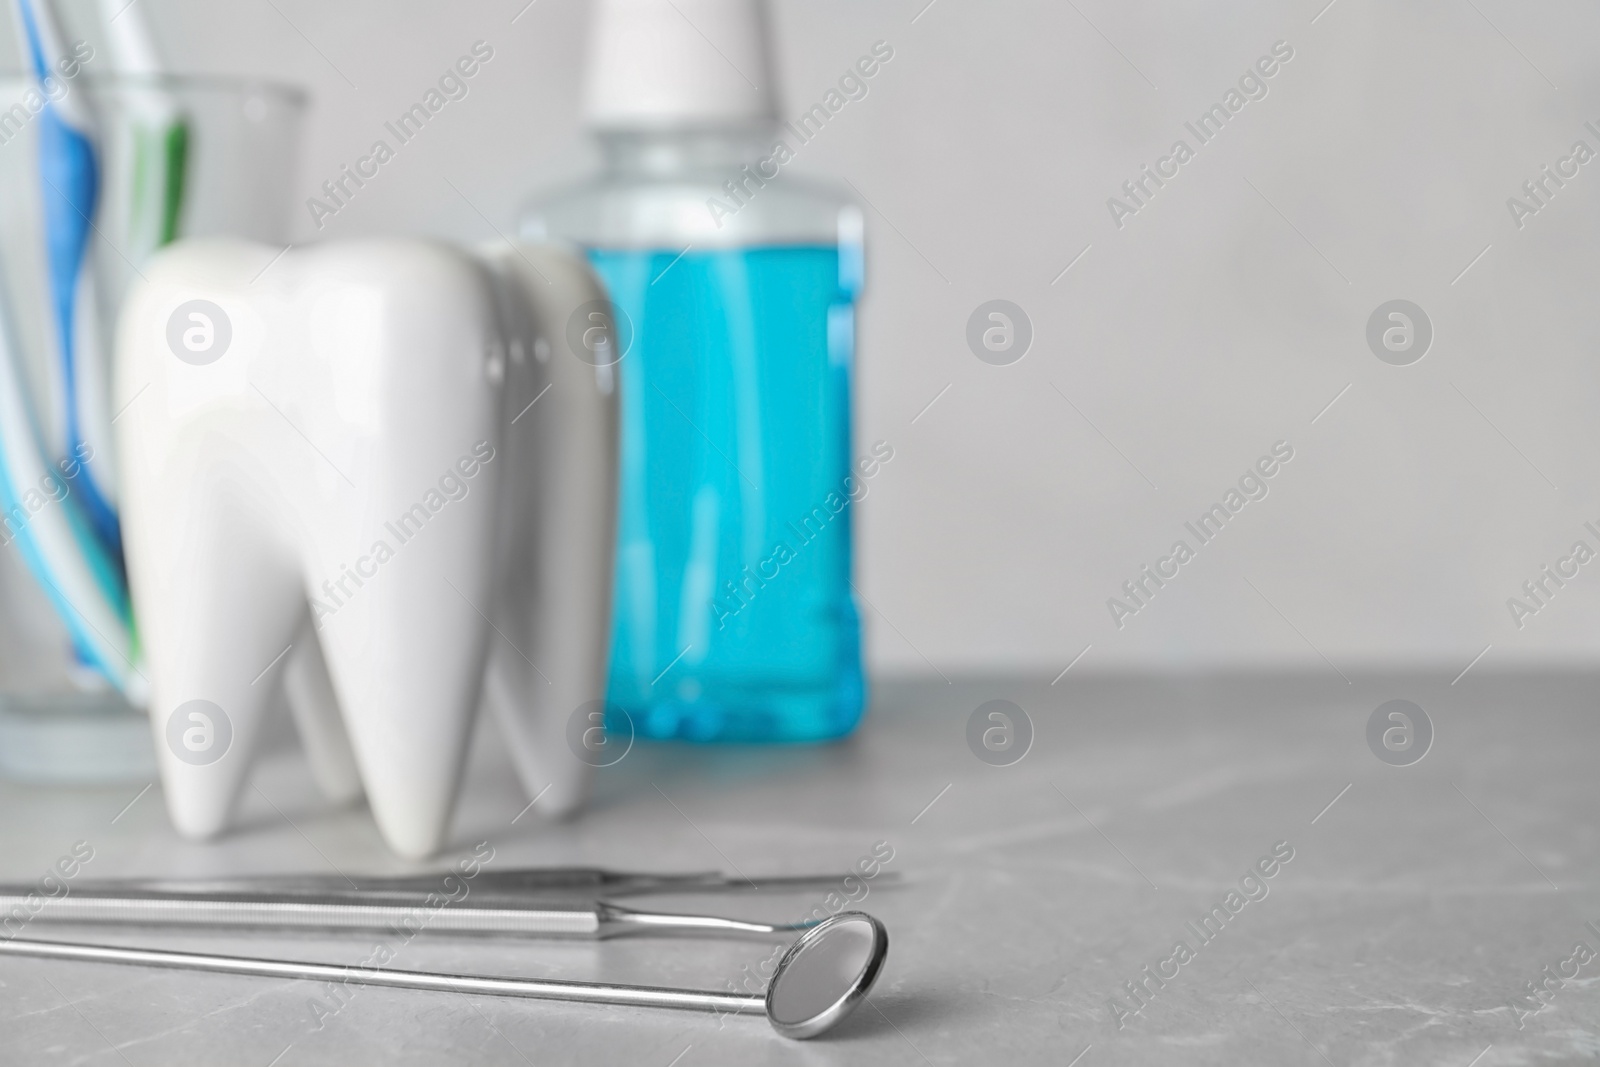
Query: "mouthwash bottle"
521 0 865 743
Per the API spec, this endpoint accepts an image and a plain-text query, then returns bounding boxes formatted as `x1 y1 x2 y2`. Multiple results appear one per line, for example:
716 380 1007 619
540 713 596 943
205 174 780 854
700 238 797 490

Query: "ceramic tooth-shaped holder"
114 237 618 857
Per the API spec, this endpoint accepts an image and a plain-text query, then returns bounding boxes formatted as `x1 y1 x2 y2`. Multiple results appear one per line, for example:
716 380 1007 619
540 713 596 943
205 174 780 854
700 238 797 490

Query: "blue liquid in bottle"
521 0 871 742
590 243 865 742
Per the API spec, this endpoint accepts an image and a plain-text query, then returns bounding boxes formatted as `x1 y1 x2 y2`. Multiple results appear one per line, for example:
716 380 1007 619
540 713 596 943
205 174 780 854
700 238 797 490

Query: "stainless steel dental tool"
45 864 889 898
0 865 893 940
0 911 890 1039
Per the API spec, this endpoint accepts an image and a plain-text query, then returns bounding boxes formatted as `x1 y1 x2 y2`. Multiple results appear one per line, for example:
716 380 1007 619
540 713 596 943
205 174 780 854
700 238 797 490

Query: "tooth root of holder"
114 238 619 858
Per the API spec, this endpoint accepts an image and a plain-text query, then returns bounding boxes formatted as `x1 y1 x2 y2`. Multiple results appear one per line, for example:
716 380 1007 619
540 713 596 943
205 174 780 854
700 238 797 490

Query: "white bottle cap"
584 0 776 129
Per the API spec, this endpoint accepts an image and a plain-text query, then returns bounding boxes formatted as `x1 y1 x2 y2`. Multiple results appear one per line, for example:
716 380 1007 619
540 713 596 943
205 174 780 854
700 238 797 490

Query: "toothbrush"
15 0 123 559
5 0 140 694
96 0 188 258
0 260 138 693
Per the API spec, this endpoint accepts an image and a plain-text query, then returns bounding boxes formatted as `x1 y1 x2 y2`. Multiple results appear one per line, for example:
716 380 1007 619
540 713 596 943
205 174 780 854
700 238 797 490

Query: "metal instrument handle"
0 935 766 1015
0 895 820 940
0 894 601 936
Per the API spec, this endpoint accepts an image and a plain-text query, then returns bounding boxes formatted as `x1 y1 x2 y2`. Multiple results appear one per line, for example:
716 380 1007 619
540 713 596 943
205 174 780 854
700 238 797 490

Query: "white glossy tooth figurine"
114 238 619 858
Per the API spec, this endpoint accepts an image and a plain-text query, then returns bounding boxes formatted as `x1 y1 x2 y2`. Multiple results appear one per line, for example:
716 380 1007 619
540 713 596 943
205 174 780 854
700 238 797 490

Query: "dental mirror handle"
0 934 765 1015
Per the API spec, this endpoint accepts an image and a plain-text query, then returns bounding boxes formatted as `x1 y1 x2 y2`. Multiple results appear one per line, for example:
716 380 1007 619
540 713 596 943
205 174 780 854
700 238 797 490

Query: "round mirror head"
765 911 888 1039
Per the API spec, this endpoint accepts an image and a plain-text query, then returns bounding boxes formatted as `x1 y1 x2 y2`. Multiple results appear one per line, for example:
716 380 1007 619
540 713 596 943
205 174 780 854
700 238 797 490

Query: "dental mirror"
0 909 889 1039
765 911 889 1038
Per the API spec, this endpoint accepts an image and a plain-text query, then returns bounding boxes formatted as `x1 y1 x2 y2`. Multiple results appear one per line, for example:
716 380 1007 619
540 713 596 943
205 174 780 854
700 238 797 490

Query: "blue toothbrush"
15 0 123 560
0 258 137 692
3 0 140 693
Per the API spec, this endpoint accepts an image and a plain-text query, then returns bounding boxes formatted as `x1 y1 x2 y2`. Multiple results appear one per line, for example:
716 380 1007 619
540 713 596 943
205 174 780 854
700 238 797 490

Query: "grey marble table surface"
1 673 1597 1066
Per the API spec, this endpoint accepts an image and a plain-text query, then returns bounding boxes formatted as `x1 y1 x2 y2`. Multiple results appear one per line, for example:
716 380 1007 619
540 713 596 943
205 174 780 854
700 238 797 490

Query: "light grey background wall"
18 0 1600 679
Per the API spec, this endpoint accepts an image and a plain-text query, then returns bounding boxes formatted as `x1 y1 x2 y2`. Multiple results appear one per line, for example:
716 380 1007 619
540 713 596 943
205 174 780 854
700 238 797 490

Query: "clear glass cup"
0 73 304 781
